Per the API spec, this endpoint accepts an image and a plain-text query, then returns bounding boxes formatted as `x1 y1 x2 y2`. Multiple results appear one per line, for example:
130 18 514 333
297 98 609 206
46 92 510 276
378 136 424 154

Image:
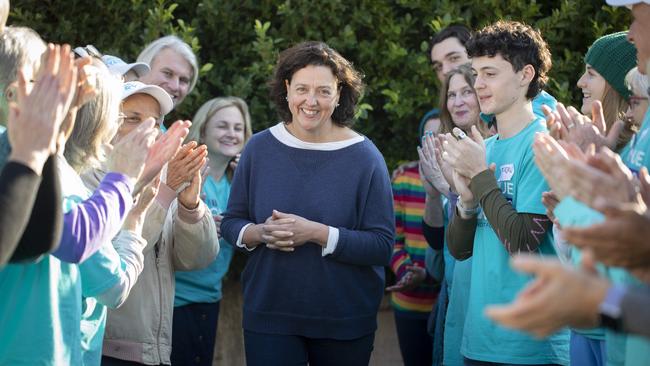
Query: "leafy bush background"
11 0 631 168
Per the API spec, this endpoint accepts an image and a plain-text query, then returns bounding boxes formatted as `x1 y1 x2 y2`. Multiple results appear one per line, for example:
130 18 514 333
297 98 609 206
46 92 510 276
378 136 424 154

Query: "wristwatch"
598 286 625 332
456 199 479 217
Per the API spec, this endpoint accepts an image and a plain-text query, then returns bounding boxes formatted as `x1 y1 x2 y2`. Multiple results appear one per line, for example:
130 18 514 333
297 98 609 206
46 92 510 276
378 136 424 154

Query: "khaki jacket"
99 182 218 365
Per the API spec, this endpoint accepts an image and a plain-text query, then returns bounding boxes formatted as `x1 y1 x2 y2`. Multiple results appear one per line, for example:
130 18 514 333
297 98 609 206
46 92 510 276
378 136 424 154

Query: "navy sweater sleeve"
330 159 395 266
221 137 254 248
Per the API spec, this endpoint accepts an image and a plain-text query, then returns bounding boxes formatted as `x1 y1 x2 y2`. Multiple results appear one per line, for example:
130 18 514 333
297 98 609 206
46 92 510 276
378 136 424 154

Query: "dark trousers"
463 358 562 366
243 330 375 366
170 301 220 366
101 356 151 365
394 311 433 366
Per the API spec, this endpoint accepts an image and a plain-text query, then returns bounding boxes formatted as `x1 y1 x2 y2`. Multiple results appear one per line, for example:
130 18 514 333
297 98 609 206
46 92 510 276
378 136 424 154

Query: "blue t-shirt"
221 126 395 340
461 118 569 365
174 174 234 306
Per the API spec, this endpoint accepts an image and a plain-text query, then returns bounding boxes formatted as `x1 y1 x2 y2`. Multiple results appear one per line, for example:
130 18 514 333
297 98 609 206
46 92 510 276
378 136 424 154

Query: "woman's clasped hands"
258 210 328 252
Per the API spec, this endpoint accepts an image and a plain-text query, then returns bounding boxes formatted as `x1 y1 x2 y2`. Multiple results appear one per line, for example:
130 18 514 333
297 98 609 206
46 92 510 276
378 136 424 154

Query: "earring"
336 103 340 107
285 96 288 101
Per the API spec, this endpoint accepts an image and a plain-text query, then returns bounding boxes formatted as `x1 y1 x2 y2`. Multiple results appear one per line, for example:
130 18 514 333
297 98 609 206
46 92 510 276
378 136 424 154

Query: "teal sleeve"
79 244 121 297
553 196 605 228
514 147 548 215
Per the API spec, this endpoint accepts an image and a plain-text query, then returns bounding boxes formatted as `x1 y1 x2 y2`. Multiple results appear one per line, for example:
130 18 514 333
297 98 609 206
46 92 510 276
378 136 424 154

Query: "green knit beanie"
585 31 637 100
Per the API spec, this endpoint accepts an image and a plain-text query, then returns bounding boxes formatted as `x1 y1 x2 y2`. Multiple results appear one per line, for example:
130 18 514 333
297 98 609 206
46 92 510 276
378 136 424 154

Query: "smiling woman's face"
577 65 607 115
285 64 339 135
447 73 480 130
203 105 245 157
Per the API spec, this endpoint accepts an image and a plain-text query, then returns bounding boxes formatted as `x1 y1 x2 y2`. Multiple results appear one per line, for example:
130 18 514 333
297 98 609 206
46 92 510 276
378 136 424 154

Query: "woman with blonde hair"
171 96 252 366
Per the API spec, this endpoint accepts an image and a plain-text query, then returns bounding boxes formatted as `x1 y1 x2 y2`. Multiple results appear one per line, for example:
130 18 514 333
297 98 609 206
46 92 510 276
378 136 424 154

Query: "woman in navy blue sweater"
221 41 395 366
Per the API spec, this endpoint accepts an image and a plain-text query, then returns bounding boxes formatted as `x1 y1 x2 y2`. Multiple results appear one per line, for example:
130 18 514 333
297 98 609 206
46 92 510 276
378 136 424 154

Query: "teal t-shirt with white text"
461 118 569 365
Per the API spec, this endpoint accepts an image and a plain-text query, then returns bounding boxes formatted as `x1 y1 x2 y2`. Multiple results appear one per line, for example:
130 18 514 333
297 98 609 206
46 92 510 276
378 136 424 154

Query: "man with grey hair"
137 35 198 109
101 38 217 365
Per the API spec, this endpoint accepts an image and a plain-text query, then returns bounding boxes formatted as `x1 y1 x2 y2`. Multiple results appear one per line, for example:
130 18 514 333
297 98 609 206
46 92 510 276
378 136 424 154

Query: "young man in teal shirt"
443 20 569 365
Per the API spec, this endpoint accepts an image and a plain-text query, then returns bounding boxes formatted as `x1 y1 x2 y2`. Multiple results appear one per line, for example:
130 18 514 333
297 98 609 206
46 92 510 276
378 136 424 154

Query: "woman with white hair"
137 35 199 109
624 67 649 129
100 81 218 366
62 59 161 366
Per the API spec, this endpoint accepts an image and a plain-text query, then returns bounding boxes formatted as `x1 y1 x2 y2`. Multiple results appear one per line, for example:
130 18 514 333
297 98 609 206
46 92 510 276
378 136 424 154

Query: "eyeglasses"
629 96 649 109
118 113 164 127
73 45 103 59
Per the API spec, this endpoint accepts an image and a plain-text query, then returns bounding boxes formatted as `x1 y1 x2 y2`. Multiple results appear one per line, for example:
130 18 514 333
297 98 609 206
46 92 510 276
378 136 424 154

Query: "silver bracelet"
456 199 479 217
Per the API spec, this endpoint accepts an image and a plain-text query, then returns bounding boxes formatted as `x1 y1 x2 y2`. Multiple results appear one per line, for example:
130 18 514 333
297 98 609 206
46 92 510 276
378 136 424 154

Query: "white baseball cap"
122 81 173 116
606 0 650 6
102 55 150 78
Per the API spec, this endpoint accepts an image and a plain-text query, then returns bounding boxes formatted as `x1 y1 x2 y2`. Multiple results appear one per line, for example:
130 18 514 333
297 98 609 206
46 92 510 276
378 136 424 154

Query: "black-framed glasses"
73 44 103 59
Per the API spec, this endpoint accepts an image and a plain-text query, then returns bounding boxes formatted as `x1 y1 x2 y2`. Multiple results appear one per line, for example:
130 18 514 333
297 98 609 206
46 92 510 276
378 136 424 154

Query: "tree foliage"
10 0 631 168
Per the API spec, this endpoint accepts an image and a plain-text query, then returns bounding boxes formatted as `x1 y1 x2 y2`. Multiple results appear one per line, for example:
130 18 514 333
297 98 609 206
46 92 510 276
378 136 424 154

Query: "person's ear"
520 64 535 86
4 83 17 102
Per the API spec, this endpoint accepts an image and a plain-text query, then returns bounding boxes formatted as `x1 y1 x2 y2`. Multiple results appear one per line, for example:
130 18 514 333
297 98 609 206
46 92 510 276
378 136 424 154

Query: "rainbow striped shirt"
390 164 439 314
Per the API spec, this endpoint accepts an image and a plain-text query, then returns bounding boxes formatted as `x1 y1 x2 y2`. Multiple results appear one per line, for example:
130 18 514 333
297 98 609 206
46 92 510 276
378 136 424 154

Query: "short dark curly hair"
466 20 552 99
269 41 364 127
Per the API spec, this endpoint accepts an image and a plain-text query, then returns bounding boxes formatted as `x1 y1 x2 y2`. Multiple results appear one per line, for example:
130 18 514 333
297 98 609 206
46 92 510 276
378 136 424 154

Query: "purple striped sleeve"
53 172 134 263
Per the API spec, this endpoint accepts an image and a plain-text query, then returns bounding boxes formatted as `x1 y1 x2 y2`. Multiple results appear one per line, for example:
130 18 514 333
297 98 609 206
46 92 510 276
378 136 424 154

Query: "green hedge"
10 0 631 168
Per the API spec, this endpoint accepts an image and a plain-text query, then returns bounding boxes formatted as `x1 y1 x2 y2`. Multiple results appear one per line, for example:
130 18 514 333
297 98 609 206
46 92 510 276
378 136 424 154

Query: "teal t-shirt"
59 158 122 366
0 154 82 365
553 109 650 365
0 257 81 365
555 197 608 341
606 109 650 366
461 118 569 365
437 195 468 366
174 174 234 306
444 257 471 366
622 108 650 174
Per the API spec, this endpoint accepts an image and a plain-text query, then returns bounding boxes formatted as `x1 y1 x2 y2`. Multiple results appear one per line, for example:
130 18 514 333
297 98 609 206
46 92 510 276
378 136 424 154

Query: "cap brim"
127 63 150 78
107 62 150 78
606 0 649 6
123 85 173 116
